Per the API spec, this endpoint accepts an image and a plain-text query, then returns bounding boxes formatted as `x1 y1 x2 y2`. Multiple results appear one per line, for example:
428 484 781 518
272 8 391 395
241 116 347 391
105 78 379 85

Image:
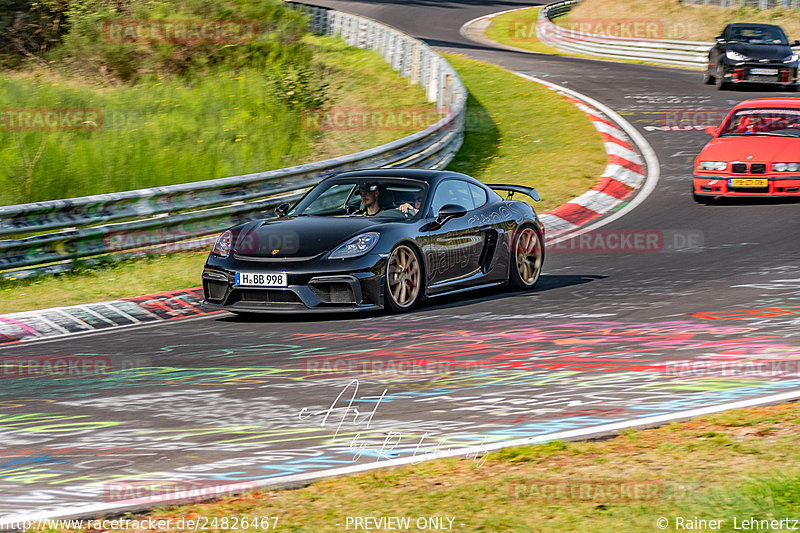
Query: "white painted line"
571 101 602 117
510 72 661 245
604 142 643 163
538 213 579 233
0 313 223 350
592 121 632 143
100 302 143 324
601 164 646 188
31 314 75 334
6 387 800 525
568 190 622 214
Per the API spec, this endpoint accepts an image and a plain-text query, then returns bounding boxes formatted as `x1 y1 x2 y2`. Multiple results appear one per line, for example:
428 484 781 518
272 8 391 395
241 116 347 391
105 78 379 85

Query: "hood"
699 136 800 163
728 42 793 62
232 216 386 258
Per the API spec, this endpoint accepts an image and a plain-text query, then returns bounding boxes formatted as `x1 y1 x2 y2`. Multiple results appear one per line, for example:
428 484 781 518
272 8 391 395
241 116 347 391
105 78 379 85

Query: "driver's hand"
398 202 417 214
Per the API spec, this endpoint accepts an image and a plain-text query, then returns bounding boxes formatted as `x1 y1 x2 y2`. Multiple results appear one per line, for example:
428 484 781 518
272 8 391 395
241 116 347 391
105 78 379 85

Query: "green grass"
444 53 606 213
32 401 800 532
484 7 560 56
0 35 432 205
1 54 606 313
0 253 207 314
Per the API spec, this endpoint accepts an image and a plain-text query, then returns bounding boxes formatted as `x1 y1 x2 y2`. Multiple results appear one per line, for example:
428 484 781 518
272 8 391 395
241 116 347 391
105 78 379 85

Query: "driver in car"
358 183 381 215
398 190 424 216
761 29 779 43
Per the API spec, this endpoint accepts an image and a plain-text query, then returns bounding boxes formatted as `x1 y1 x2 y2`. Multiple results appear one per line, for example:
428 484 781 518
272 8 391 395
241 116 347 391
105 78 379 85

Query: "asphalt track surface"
2 0 800 520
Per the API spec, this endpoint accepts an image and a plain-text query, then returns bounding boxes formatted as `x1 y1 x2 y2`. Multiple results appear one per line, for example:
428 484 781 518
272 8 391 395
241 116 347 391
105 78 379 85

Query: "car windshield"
719 108 800 137
290 178 429 219
728 26 789 45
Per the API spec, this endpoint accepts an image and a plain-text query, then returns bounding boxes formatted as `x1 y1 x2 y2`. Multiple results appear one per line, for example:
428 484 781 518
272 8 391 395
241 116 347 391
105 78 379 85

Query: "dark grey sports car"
705 23 799 90
202 169 545 314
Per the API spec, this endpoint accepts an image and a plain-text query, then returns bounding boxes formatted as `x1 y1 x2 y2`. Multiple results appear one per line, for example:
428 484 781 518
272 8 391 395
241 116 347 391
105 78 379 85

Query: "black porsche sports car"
704 23 799 90
202 169 545 313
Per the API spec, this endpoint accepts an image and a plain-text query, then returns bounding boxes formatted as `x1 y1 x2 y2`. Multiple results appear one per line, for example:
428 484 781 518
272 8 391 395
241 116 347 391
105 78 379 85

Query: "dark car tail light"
781 70 791 83
733 68 745 81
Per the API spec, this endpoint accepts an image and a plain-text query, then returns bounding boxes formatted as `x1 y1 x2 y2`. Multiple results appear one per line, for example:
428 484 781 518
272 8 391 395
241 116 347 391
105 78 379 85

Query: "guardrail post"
430 56 439 103
409 43 421 85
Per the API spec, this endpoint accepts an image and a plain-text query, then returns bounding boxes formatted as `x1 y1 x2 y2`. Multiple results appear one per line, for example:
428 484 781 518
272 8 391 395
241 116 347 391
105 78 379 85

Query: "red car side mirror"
705 126 719 136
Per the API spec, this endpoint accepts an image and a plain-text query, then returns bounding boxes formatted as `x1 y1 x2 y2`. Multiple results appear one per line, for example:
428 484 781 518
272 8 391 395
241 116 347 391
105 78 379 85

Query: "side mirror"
705 126 719 136
435 204 467 225
794 40 800 47
275 202 292 217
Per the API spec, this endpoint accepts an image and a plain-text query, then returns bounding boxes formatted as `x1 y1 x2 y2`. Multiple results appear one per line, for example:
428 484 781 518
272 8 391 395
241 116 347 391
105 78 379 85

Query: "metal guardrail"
0 3 466 273
537 0 800 68
538 0 712 69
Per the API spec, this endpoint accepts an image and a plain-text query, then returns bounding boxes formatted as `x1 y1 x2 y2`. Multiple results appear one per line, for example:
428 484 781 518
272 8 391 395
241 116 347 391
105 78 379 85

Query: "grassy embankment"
0 33 435 205
1 54 606 313
485 1 800 64
38 401 800 532
0 0 437 206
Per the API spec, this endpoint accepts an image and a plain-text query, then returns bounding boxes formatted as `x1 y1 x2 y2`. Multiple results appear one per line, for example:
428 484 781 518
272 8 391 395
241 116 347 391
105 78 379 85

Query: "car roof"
732 98 800 111
329 168 478 185
725 22 785 30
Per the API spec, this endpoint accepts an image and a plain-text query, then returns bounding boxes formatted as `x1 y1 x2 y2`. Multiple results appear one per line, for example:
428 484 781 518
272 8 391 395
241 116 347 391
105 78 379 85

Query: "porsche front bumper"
202 253 386 313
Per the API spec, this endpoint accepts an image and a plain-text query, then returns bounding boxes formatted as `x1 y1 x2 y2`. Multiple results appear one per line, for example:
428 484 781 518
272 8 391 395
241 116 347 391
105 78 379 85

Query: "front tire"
385 243 423 312
703 67 715 85
693 192 712 205
715 64 728 90
510 225 544 290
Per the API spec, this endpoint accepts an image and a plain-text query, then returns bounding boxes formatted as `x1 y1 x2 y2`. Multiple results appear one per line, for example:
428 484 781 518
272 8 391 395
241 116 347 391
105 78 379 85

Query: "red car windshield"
719 108 800 137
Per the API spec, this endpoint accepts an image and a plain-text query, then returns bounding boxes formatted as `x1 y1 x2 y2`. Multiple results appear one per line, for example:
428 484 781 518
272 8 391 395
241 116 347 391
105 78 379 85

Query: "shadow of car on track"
216 274 606 323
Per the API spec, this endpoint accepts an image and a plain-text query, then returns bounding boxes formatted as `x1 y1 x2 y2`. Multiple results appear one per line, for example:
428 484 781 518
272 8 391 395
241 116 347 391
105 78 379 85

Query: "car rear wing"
487 184 540 202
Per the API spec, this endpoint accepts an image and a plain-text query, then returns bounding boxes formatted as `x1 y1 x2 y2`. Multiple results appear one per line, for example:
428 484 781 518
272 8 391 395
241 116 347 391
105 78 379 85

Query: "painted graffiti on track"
1 312 800 514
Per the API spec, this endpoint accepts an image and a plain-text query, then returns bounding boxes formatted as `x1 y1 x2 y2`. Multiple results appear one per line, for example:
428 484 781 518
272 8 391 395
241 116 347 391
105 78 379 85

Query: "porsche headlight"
698 161 727 171
773 162 800 172
783 54 799 63
726 50 747 62
212 230 232 257
328 232 380 259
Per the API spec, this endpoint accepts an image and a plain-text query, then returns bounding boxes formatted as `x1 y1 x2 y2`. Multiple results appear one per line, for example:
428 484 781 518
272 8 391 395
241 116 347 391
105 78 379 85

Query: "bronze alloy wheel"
514 227 543 288
386 244 422 310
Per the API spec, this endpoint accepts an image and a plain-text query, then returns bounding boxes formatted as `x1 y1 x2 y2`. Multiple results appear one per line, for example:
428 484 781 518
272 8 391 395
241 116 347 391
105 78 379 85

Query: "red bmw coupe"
693 98 800 203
